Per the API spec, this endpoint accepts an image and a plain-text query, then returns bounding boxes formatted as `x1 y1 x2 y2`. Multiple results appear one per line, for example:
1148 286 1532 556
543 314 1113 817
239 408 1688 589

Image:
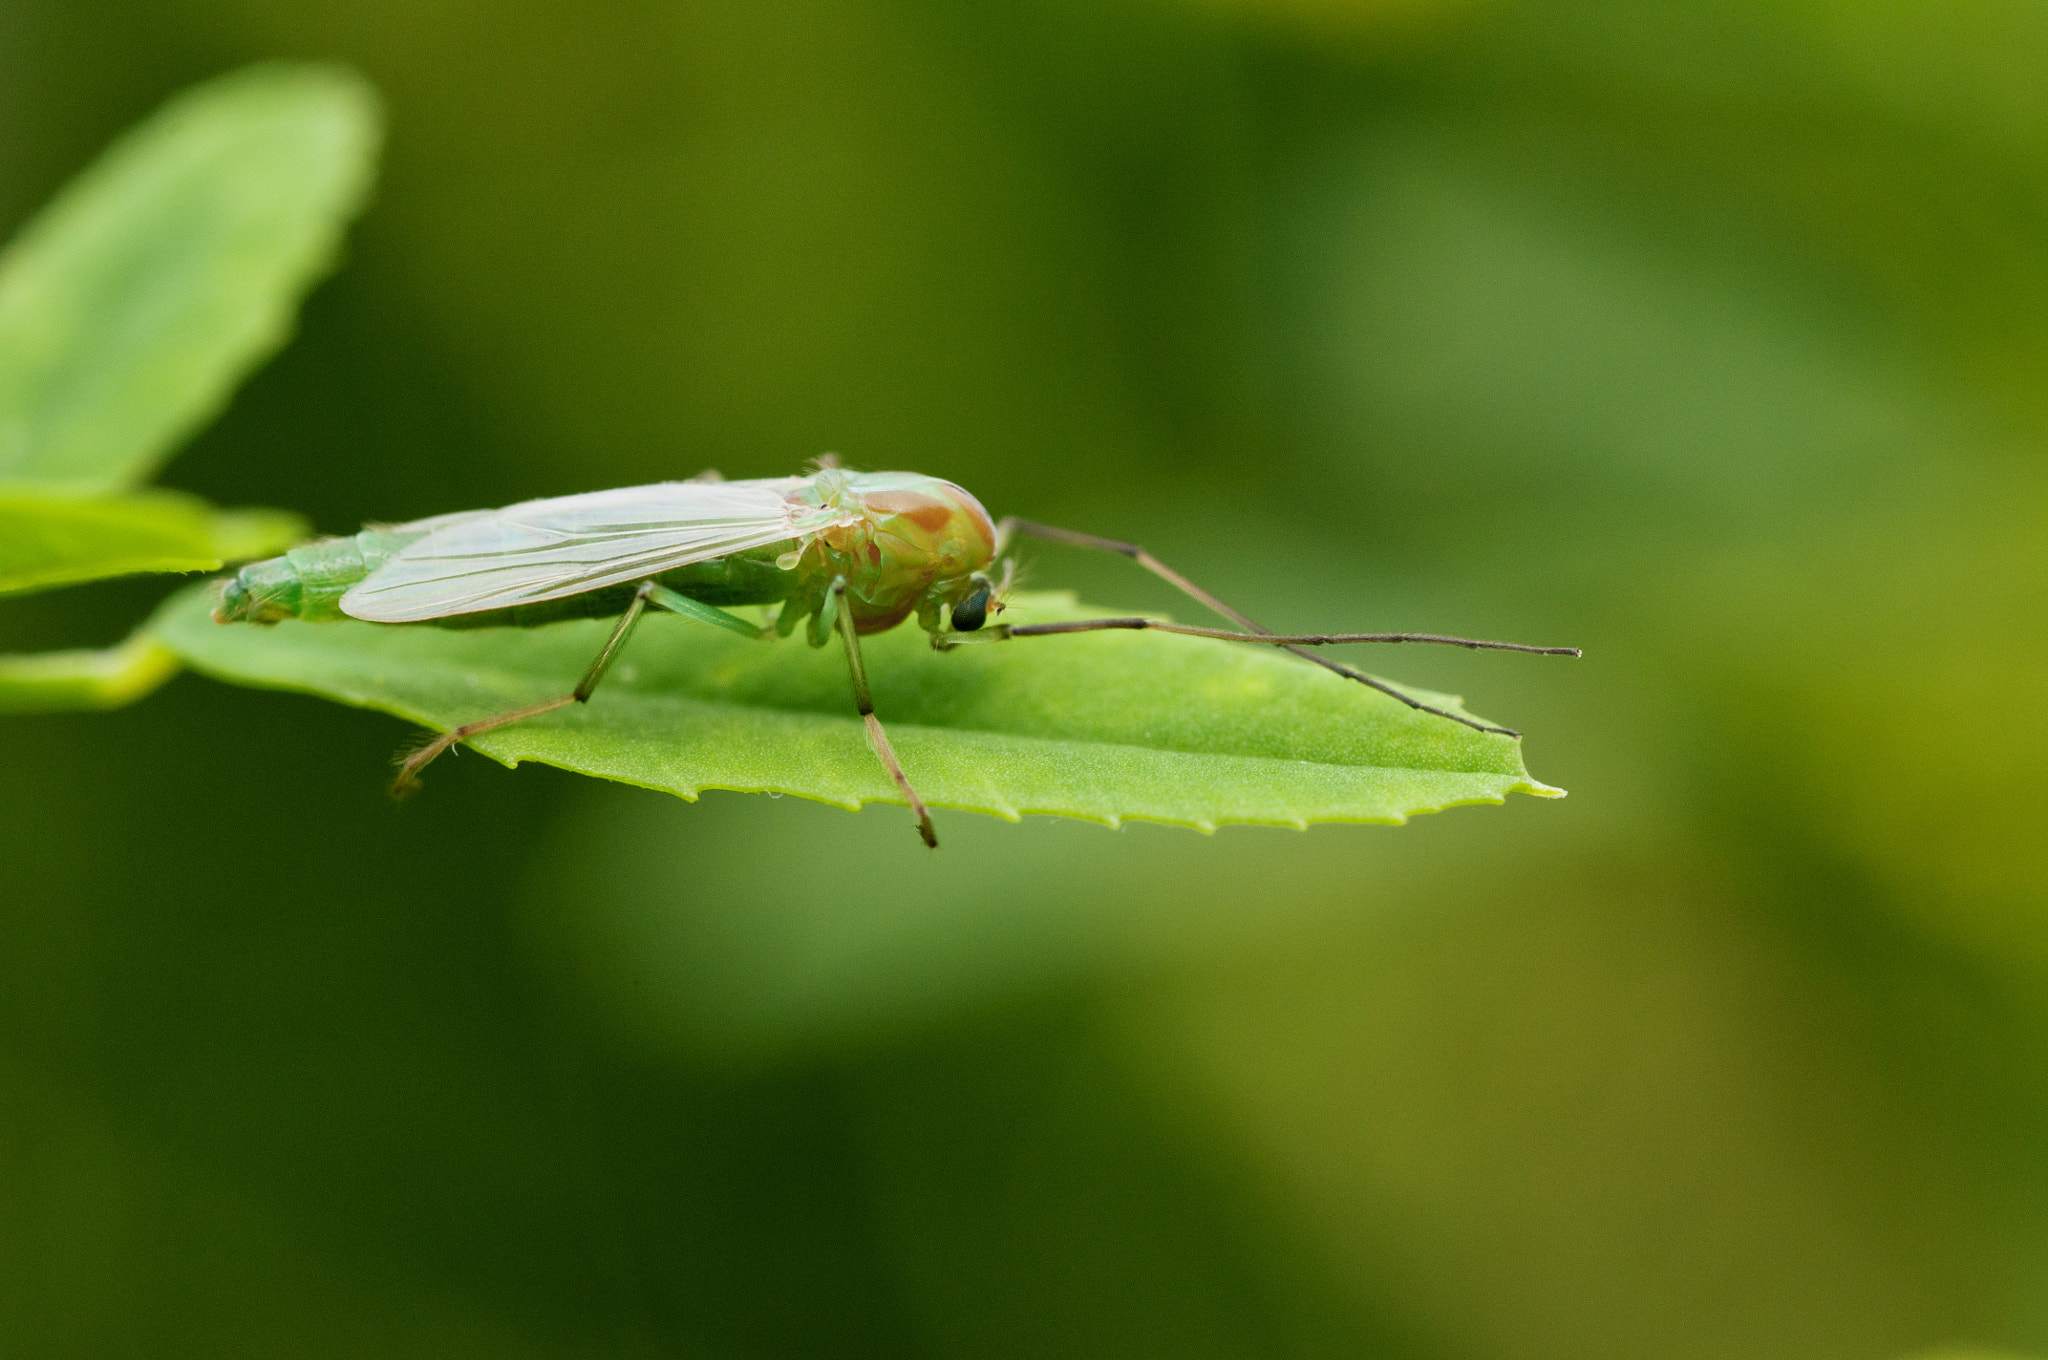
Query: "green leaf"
0 488 305 595
0 627 180 713
156 585 1561 830
0 63 380 491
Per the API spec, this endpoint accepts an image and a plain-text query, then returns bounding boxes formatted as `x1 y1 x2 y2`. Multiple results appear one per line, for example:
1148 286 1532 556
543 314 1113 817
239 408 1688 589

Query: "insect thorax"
771 472 997 633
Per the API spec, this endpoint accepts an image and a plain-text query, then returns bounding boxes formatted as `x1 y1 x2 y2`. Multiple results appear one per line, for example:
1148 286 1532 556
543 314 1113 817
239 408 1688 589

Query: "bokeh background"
5 2 2048 1356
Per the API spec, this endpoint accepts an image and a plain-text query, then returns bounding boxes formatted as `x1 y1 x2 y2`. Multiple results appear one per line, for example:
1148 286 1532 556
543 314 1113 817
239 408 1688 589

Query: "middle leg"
830 577 937 848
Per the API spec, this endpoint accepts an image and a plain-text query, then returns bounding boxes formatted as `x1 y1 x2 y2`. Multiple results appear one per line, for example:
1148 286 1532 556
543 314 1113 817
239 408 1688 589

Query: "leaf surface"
0 489 304 595
158 585 1562 830
0 64 380 490
0 629 181 713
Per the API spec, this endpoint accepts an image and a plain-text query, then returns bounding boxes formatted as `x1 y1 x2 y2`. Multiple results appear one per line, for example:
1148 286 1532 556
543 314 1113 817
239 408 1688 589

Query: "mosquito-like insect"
214 463 1579 846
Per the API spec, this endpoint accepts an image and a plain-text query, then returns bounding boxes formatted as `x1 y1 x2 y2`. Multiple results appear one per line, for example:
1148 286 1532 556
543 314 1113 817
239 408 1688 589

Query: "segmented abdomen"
216 529 806 625
214 527 429 623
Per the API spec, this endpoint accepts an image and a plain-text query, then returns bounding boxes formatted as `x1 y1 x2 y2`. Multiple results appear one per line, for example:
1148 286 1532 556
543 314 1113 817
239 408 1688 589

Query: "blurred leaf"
0 63 380 491
156 586 1560 831
201 504 311 563
0 63 360 714
528 789 1477 1060
1659 478 2048 973
1195 0 1467 43
1269 124 1951 557
0 627 179 712
1128 862 2030 1360
0 488 305 595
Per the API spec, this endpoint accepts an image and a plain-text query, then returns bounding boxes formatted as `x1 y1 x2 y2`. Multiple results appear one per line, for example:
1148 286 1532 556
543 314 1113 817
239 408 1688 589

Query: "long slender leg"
391 581 769 795
992 518 1578 738
832 577 937 848
934 617 1545 735
992 617 1578 654
996 519 1265 632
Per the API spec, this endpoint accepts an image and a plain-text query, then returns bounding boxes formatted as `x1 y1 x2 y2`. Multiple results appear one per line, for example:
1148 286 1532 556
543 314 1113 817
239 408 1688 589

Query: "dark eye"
952 587 989 632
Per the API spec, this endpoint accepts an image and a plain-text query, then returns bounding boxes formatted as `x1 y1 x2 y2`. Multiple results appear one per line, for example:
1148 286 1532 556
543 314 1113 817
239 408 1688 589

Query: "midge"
215 463 1579 846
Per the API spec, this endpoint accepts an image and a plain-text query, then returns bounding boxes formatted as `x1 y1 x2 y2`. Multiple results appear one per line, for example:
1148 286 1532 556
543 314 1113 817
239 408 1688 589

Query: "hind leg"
392 581 770 795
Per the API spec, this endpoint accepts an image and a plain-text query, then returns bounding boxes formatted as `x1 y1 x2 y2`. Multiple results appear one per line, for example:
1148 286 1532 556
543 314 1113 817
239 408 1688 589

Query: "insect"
215 463 1578 846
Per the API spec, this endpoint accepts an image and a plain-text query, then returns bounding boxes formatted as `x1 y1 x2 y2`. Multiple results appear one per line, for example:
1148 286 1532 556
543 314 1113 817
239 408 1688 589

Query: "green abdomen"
215 530 802 626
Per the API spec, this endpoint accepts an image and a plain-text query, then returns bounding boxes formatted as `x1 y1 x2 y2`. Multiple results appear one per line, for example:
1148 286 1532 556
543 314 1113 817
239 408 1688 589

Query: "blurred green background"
5 1 2048 1355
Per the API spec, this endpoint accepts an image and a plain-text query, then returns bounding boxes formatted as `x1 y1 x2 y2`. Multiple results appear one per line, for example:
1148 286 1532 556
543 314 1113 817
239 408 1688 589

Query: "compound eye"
952 587 989 632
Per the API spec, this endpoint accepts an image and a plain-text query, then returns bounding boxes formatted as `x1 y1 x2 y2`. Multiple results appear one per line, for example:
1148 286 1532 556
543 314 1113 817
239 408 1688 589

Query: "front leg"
930 610 1566 738
972 519 1578 737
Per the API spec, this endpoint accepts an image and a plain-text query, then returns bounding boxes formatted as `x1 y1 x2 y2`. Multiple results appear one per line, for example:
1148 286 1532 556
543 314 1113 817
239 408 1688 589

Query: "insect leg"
998 617 1578 654
994 519 1258 628
392 582 784 795
641 584 774 641
831 576 937 848
808 583 841 648
989 518 1579 738
935 616 1521 735
389 692 579 796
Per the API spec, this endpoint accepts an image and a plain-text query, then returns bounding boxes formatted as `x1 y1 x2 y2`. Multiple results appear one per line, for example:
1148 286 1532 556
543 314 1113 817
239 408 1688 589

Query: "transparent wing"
340 478 847 622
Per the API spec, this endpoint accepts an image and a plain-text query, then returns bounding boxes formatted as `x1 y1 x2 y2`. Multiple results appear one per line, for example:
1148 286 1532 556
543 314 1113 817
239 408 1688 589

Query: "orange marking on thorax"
863 490 955 533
